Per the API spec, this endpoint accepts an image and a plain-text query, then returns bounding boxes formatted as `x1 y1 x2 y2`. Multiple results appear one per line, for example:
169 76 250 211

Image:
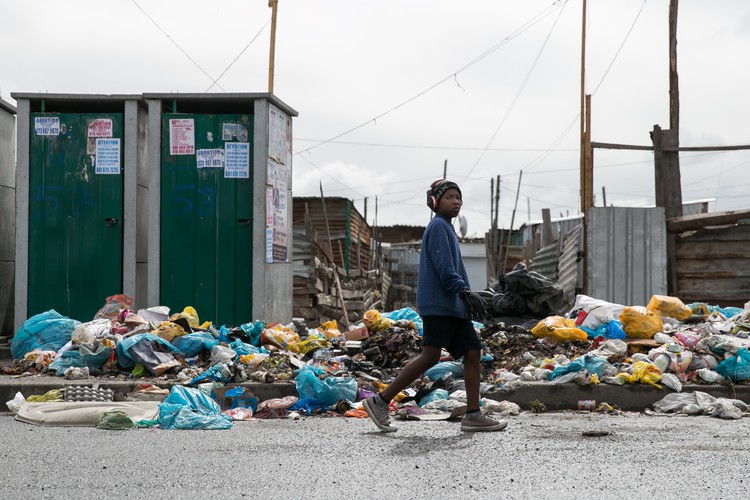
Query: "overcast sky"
2 0 749 237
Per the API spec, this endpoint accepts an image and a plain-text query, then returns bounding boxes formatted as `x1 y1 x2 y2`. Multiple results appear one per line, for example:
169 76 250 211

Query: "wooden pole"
669 0 680 132
583 93 593 213
494 175 501 278
601 186 607 207
319 182 350 327
488 178 496 281
541 208 554 247
443 159 447 179
502 171 523 274
579 0 587 217
268 0 279 93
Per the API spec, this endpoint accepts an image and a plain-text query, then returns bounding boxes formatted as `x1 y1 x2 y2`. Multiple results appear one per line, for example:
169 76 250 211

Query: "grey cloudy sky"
2 0 749 237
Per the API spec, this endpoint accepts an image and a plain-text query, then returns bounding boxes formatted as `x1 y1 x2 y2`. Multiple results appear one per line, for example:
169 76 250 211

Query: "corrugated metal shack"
384 242 420 310
291 197 379 326
293 197 371 271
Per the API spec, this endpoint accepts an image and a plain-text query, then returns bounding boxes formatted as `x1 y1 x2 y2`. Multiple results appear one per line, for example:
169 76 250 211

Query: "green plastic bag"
97 411 135 430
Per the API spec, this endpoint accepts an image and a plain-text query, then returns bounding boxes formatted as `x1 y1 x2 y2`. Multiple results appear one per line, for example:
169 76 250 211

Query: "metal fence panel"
587 207 667 306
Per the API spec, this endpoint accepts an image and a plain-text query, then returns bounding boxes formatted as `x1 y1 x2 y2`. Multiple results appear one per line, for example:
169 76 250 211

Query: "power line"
130 0 226 91
590 0 649 96
295 154 367 198
205 19 271 92
294 137 577 152
462 0 569 182
293 1 563 157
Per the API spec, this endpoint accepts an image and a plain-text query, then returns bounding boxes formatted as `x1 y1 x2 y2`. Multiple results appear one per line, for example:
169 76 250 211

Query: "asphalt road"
1 411 747 499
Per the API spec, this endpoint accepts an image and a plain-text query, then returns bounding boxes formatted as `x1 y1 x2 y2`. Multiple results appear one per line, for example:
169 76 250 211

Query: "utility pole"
268 0 279 93
443 159 447 179
653 0 682 294
579 0 593 219
669 0 680 133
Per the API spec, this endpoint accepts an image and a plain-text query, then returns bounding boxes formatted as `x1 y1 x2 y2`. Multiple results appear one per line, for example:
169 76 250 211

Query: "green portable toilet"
0 98 16 336
12 94 148 329
144 93 297 327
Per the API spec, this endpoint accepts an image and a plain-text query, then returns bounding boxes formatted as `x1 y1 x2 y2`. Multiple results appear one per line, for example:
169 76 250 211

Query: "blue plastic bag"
80 344 112 369
11 310 80 359
423 361 464 381
716 348 750 382
581 320 626 340
419 388 449 406
158 386 232 430
49 350 85 376
221 386 258 411
549 354 609 381
172 333 219 358
295 365 358 405
382 307 423 335
687 303 744 319
188 363 233 385
239 321 265 346
290 396 327 415
115 334 182 369
228 338 268 356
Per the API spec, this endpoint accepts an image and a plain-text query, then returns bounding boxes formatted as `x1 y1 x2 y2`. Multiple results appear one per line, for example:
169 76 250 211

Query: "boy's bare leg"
379 345 442 402
463 349 481 412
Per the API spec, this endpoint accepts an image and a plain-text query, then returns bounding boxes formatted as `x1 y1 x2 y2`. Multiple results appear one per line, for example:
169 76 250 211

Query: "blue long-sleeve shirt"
416 213 471 317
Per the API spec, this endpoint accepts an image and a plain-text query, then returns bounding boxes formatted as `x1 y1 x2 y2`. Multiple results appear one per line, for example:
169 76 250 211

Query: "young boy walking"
363 179 507 432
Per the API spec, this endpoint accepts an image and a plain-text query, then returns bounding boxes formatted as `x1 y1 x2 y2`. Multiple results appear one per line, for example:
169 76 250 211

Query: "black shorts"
422 315 482 360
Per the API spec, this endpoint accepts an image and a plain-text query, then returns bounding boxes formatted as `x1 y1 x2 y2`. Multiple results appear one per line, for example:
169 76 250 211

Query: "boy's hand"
460 290 486 321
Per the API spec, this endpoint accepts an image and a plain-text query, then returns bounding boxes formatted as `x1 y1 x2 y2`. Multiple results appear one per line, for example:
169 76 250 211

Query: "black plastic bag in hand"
460 290 486 321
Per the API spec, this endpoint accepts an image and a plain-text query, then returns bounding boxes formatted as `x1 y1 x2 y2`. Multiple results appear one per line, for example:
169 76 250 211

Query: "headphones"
426 179 461 212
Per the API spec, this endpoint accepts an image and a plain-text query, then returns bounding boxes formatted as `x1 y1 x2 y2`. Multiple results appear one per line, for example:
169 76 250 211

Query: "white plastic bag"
661 373 682 392
210 345 237 365
6 392 25 413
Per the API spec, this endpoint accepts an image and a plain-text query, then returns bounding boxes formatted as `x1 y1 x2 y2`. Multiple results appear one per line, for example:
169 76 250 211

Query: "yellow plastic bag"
619 306 663 339
318 320 341 341
296 335 330 355
262 325 302 353
531 316 588 342
617 361 663 389
647 295 691 321
170 306 200 329
363 310 394 333
153 321 187 342
27 389 64 403
690 303 711 317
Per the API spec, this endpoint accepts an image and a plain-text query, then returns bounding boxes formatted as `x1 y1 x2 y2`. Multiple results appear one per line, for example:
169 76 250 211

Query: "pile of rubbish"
486 292 750 392
5 284 750 428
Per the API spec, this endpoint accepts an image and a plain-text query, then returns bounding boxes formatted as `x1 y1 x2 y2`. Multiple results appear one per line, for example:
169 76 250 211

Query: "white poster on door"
34 116 60 136
224 142 250 178
196 148 224 169
169 118 195 155
95 138 121 174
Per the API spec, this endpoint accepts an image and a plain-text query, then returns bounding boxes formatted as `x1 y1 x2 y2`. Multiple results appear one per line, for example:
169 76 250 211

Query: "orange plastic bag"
531 316 588 342
619 306 663 338
647 295 691 321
